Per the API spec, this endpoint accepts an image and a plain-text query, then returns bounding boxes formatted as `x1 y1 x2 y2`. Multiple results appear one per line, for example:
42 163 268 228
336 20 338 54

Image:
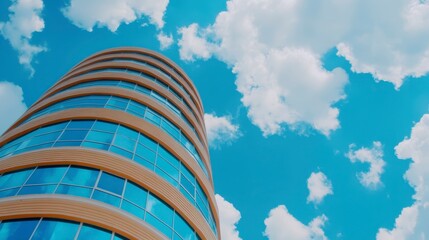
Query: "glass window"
158 147 179 169
113 135 136 152
107 97 128 110
0 219 39 240
92 121 117 133
97 172 125 195
123 182 147 208
147 194 174 225
0 168 33 189
145 213 172 238
61 166 98 187
91 190 121 207
110 146 133 159
121 200 145 220
18 185 57 195
26 166 68 184
156 157 179 181
135 144 156 163
0 188 19 198
77 224 112 240
66 120 94 129
58 130 88 141
85 130 114 144
31 219 79 240
55 185 92 198
145 110 161 125
174 214 195 240
81 141 109 150
116 126 138 140
138 135 157 152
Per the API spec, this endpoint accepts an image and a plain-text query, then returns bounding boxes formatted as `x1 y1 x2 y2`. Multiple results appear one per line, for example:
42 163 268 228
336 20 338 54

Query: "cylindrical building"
0 47 219 240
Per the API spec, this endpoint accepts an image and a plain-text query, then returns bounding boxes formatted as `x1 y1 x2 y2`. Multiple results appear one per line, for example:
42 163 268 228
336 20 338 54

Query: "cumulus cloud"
215 194 242 240
178 23 215 61
346 141 386 189
157 32 173 50
377 114 429 239
178 0 349 136
0 81 28 135
0 0 47 76
204 113 240 148
62 0 169 32
178 0 429 136
307 171 333 205
264 205 328 240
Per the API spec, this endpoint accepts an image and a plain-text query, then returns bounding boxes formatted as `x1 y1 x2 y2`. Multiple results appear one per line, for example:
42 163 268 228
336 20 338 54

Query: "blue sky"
2 0 429 239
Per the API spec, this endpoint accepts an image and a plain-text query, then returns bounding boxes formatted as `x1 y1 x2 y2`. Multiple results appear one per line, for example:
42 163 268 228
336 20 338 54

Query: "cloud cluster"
0 0 46 76
62 0 169 32
377 114 429 239
157 32 173 50
178 0 429 136
204 113 240 148
264 205 328 240
0 81 28 135
215 194 242 240
307 171 333 205
346 141 386 189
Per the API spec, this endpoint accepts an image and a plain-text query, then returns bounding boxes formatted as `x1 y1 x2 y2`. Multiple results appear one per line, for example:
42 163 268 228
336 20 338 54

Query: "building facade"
0 47 219 240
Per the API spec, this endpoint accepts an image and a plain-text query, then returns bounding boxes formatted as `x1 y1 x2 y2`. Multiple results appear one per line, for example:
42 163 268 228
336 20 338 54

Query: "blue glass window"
0 219 39 240
77 224 112 240
0 168 33 189
62 166 98 186
31 219 79 240
97 172 125 195
124 181 147 208
26 166 67 184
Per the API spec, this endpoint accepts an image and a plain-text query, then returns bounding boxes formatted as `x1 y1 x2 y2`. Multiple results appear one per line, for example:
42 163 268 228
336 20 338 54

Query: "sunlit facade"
0 47 219 240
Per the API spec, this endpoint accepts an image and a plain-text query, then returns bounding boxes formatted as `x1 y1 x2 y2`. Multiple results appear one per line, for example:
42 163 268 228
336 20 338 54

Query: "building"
0 47 219 240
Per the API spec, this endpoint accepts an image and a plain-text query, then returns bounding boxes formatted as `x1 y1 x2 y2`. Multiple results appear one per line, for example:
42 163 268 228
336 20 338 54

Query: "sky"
1 0 429 239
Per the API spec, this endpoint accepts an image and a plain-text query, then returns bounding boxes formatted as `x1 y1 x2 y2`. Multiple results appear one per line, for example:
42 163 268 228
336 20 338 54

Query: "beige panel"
0 195 166 240
0 148 219 240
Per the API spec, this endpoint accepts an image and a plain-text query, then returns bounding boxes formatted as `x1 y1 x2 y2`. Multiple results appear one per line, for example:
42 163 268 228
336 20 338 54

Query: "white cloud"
62 0 169 32
178 0 348 136
204 113 240 148
0 81 28 135
264 205 328 240
215 194 242 240
307 171 333 205
0 0 46 76
377 114 429 239
178 0 429 136
178 23 215 61
157 32 173 50
346 141 386 189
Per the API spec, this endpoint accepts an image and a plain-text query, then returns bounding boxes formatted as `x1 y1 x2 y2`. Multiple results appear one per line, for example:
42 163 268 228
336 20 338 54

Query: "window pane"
56 185 92 198
92 121 117 133
0 188 19 198
113 134 136 152
145 213 172 238
18 185 56 195
116 126 138 140
147 194 174 225
135 144 156 163
81 141 109 150
110 146 133 159
156 157 179 181
85 131 114 144
26 166 68 184
121 200 145 220
158 147 179 168
138 135 157 152
175 214 195 240
92 190 121 207
0 219 39 240
124 182 147 207
97 172 125 195
31 219 79 240
0 168 33 189
59 130 88 141
77 224 112 240
66 120 94 129
145 110 161 125
62 167 98 187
